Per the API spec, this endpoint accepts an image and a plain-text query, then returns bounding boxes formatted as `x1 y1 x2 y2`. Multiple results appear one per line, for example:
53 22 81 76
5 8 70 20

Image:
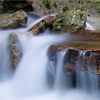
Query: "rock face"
0 10 28 29
27 0 87 17
9 33 23 69
48 45 100 77
52 10 86 33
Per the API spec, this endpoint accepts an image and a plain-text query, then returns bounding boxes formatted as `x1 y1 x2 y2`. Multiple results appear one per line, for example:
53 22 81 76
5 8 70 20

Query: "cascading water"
54 50 66 89
76 51 99 93
0 13 100 100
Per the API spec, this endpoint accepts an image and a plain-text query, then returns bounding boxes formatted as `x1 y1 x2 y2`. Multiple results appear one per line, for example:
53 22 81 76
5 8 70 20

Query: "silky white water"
0 13 99 100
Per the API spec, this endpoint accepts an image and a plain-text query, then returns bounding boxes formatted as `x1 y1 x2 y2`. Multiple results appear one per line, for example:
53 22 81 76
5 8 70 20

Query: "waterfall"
54 50 66 89
0 13 99 100
76 51 99 93
86 22 95 30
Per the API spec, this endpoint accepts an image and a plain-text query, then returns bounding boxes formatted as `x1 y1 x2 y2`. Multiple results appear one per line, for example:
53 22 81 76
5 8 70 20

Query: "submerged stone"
9 33 23 69
0 10 28 29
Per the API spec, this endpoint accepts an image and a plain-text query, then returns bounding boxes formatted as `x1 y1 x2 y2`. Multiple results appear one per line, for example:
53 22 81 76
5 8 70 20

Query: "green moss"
78 0 81 4
43 22 50 28
42 1 45 3
45 2 51 9
53 2 57 8
81 1 83 4
38 26 44 33
62 6 68 11
69 0 71 3
79 13 84 18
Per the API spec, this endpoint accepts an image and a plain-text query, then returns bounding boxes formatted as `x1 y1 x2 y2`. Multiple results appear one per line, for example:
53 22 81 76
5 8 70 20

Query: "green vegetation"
43 22 50 28
79 13 84 18
62 6 68 11
78 0 81 4
81 1 83 4
38 26 44 33
91 0 100 3
69 0 71 3
53 2 57 8
45 2 51 9
42 0 51 9
42 1 45 3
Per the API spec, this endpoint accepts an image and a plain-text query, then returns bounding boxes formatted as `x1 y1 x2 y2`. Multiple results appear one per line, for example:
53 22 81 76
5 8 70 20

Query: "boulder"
0 10 28 29
9 33 23 69
52 10 86 33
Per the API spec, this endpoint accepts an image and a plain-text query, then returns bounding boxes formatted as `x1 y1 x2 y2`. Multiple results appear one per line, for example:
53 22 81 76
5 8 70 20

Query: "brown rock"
9 33 23 69
27 15 55 35
48 45 100 75
71 29 100 38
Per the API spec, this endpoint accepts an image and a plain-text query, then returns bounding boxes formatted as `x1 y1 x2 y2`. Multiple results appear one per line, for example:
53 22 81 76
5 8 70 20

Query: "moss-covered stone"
52 10 86 33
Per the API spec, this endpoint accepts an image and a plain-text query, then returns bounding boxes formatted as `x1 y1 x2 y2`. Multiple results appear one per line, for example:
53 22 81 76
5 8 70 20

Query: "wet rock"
48 45 100 75
52 10 86 33
71 29 100 37
1 0 33 13
0 10 28 29
9 33 23 69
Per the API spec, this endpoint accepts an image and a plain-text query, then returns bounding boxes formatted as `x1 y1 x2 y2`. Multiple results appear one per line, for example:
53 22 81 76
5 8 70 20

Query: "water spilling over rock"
0 13 99 100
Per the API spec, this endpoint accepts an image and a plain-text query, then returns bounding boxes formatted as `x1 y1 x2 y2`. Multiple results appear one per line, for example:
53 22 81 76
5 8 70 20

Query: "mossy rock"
52 10 86 33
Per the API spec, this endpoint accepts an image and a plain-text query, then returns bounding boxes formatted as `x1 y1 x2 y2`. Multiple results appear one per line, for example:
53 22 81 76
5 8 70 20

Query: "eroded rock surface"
48 45 100 75
52 10 86 33
9 33 23 69
0 10 28 29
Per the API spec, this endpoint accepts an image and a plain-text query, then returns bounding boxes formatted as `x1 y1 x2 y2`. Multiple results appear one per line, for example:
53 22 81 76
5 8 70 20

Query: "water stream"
0 13 99 100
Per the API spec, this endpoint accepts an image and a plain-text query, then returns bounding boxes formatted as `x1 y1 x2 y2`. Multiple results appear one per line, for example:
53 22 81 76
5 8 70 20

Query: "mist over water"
0 13 99 100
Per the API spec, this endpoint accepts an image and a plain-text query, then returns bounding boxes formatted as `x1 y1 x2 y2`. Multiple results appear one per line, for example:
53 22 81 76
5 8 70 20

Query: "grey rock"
0 10 28 29
52 10 87 33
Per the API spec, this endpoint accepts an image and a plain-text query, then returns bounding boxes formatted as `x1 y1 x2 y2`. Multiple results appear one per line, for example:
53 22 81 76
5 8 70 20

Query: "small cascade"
86 22 95 30
76 51 99 93
54 50 66 89
0 13 99 100
88 53 99 94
